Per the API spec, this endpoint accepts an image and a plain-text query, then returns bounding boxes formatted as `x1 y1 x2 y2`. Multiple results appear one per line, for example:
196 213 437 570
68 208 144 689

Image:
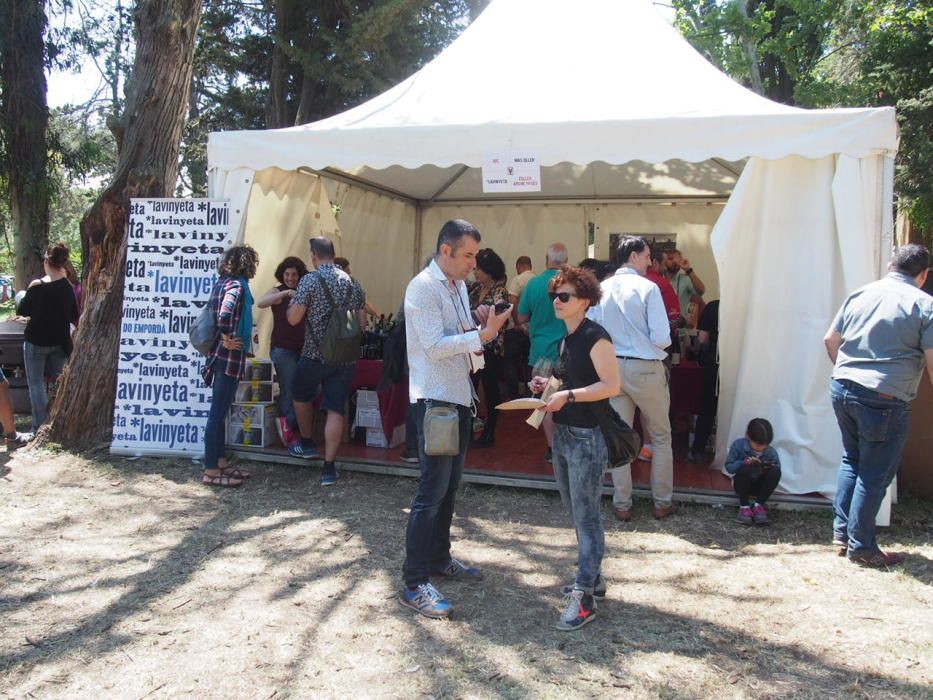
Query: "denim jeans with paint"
203 372 239 470
270 347 299 429
830 379 911 557
23 341 67 431
552 421 608 594
402 400 472 588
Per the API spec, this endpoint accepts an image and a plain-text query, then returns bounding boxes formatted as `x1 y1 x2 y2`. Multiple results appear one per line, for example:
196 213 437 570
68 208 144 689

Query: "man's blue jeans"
402 400 472 588
23 342 67 431
830 379 911 557
552 422 608 594
203 372 239 470
270 347 298 429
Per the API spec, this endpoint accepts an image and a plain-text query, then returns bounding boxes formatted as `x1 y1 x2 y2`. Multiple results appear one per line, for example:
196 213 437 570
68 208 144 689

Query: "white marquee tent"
208 0 898 496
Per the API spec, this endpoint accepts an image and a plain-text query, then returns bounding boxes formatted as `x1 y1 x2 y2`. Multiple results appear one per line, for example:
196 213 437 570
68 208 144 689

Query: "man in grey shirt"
824 244 933 568
399 219 511 619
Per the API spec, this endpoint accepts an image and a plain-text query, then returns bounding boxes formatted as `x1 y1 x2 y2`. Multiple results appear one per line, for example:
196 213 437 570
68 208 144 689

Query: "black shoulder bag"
559 337 641 468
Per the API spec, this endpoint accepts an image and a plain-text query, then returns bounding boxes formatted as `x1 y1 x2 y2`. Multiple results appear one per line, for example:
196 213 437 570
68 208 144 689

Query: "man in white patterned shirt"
399 219 511 619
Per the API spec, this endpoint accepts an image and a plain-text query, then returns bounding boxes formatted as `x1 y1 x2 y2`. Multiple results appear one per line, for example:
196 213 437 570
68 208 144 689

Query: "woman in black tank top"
530 265 620 632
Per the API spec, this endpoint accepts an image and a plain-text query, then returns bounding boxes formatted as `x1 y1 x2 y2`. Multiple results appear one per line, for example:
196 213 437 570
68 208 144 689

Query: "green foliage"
179 0 477 193
673 0 933 235
0 107 114 278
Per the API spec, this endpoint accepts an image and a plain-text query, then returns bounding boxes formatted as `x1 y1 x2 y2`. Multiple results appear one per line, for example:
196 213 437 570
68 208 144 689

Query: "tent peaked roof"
208 0 896 181
311 0 792 129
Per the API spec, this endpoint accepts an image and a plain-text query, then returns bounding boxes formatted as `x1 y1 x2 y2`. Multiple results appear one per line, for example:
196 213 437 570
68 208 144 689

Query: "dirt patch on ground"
0 447 930 699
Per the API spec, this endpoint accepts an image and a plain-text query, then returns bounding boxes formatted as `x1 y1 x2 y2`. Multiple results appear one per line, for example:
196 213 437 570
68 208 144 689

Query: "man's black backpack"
317 274 361 364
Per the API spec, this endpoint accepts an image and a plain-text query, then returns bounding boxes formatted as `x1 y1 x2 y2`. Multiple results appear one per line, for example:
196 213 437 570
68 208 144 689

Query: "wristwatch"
568 389 576 403
685 267 694 275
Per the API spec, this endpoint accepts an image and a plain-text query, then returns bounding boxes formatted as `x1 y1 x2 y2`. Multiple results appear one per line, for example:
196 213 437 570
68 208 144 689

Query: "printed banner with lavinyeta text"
110 198 230 457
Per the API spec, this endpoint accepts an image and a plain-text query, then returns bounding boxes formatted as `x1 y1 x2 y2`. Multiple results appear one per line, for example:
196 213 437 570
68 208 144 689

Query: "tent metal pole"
711 157 743 177
421 195 729 207
297 166 419 205
427 165 470 202
879 155 895 274
414 204 424 276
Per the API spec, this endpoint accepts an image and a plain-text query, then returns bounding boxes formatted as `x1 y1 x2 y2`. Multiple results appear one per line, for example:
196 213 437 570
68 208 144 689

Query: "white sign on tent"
110 198 230 458
482 152 541 193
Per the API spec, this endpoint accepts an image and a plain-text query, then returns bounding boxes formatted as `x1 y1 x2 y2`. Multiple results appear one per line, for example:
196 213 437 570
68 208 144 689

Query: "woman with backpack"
201 245 259 487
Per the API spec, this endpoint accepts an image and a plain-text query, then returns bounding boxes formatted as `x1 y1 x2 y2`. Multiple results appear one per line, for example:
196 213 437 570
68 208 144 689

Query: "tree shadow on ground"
2 454 929 699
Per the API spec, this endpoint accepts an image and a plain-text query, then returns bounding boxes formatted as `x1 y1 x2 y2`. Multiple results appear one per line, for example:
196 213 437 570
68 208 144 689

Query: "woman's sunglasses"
548 291 577 303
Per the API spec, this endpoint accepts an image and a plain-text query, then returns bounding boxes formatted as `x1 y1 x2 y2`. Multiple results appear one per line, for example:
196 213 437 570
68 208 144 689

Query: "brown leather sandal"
202 472 243 488
220 466 251 479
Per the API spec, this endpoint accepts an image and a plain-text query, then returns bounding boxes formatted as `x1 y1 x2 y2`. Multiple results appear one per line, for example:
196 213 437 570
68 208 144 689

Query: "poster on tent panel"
110 198 230 458
482 152 541 193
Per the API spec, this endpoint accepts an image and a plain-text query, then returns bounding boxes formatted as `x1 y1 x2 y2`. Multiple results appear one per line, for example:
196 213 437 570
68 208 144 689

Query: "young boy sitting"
724 418 782 525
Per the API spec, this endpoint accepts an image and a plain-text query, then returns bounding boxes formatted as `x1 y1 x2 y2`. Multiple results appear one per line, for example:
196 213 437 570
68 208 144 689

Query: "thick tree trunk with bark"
41 0 203 447
0 0 50 289
265 0 293 128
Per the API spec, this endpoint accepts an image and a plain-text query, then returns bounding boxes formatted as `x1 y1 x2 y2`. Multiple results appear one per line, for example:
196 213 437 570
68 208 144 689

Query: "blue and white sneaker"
399 582 452 619
432 557 483 581
288 442 319 459
320 466 339 486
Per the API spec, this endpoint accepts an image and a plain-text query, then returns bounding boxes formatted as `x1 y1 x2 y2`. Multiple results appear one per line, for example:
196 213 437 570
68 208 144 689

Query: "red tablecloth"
670 361 703 414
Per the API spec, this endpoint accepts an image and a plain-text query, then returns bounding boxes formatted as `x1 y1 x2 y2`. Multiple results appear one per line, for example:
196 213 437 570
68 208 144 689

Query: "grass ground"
0 447 930 699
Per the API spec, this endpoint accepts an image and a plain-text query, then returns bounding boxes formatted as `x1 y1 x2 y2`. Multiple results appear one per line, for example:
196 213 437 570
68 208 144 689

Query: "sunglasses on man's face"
548 291 577 303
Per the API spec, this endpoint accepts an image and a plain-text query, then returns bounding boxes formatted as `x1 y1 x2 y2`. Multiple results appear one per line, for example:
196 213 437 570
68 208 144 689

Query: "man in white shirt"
591 236 674 521
399 219 511 619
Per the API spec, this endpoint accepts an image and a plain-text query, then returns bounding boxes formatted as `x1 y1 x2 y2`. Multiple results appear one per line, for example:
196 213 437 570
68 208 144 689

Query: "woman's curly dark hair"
44 242 70 270
476 248 507 283
550 265 602 307
274 256 308 284
218 245 259 279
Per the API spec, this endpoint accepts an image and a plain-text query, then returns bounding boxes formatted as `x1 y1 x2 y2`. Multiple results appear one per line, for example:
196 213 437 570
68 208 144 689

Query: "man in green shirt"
518 243 569 367
517 242 568 462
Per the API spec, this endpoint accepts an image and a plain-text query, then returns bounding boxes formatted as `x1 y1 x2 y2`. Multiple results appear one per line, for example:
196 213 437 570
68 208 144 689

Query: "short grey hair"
546 243 568 265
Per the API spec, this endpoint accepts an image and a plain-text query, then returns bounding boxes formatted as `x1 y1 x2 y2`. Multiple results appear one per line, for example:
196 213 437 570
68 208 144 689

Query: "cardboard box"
227 416 276 447
355 407 382 430
235 381 276 404
242 358 274 382
356 389 379 409
229 403 277 425
365 424 406 448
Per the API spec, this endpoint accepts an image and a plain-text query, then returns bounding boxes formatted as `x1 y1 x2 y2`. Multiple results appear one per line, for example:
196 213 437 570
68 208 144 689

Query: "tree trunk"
0 0 50 289
265 0 292 128
737 0 764 96
41 0 203 447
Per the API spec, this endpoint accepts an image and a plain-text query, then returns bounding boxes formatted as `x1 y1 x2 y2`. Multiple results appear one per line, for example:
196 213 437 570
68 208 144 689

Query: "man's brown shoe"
652 503 674 519
848 550 905 569
612 506 632 522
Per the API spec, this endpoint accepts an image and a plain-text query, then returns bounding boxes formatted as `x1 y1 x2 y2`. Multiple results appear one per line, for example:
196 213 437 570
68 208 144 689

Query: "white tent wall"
208 166 255 242
712 154 891 496
420 204 589 276
238 168 342 358
320 177 418 317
